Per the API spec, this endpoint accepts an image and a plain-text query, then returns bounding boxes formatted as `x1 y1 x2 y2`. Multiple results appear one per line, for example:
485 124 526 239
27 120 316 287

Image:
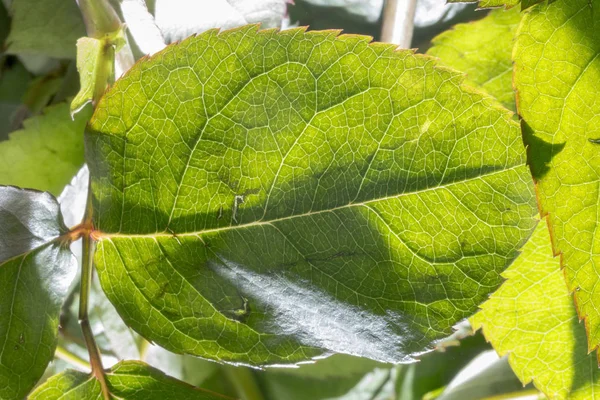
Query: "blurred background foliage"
0 1 544 399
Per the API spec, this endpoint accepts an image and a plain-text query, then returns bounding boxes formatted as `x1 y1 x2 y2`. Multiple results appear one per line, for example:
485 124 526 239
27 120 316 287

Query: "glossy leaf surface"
87 26 537 366
29 361 228 400
0 187 77 399
446 0 550 9
514 0 600 351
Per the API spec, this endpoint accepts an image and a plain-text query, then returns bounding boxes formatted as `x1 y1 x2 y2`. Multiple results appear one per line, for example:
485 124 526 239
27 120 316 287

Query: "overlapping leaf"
514 0 600 352
427 8 521 112
0 103 89 195
472 221 600 399
28 361 227 399
86 26 537 366
0 187 77 399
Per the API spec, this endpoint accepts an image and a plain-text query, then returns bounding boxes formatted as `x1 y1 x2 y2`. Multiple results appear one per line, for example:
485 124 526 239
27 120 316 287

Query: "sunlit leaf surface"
87 26 537 366
514 0 600 352
427 8 520 112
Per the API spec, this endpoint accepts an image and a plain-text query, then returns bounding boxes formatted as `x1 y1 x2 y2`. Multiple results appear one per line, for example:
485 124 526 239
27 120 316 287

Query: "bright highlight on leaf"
514 0 600 354
29 361 227 400
86 26 537 366
0 187 77 400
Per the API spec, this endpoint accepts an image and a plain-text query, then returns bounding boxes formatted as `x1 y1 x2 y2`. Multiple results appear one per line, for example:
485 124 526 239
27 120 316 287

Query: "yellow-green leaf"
514 0 600 352
427 8 521 112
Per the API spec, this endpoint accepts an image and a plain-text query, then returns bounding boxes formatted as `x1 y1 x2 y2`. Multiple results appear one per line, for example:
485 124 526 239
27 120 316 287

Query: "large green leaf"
28 361 228 400
427 8 520 112
0 103 89 196
471 221 600 399
86 26 537 366
0 186 77 399
6 0 85 59
514 0 600 352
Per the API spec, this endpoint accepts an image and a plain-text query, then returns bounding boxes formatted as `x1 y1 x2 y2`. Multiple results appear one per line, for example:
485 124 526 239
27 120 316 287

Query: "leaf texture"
0 187 77 399
427 8 521 112
472 221 600 399
446 0 551 9
87 26 537 366
514 0 600 352
28 361 228 400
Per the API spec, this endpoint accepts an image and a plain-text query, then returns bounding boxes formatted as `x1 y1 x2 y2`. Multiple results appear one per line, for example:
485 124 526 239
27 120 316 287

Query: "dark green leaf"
0 186 77 399
29 361 230 400
87 26 537 366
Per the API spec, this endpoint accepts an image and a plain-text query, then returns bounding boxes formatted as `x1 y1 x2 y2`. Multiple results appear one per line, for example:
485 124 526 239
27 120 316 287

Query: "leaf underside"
87 26 537 366
0 187 77 399
514 0 600 354
28 361 226 400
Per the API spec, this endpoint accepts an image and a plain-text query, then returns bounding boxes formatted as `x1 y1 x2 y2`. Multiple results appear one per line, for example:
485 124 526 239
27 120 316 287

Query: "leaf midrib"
94 165 522 239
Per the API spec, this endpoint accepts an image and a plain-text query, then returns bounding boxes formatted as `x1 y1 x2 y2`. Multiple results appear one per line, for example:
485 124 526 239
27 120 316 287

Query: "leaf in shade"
28 361 230 400
0 186 77 399
86 26 537 366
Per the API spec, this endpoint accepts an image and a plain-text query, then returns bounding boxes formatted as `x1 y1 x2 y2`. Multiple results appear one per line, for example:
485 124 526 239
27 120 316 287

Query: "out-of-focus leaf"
436 351 524 400
120 0 165 55
6 0 85 59
257 355 386 400
153 0 287 42
471 221 600 399
144 345 220 387
87 26 536 366
299 0 383 23
0 187 77 399
427 8 520 112
0 61 31 140
514 0 600 354
330 367 398 400
0 102 89 195
29 361 230 399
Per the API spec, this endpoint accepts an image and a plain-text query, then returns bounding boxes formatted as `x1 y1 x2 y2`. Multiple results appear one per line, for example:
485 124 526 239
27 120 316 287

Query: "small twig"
54 345 91 371
380 0 418 48
78 187 111 400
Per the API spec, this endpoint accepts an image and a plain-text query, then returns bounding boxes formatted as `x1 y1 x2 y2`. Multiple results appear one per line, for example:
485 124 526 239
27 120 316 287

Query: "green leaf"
0 186 77 400
6 0 86 59
29 360 229 400
427 8 521 112
87 26 537 366
471 221 600 399
514 0 600 352
0 102 90 196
